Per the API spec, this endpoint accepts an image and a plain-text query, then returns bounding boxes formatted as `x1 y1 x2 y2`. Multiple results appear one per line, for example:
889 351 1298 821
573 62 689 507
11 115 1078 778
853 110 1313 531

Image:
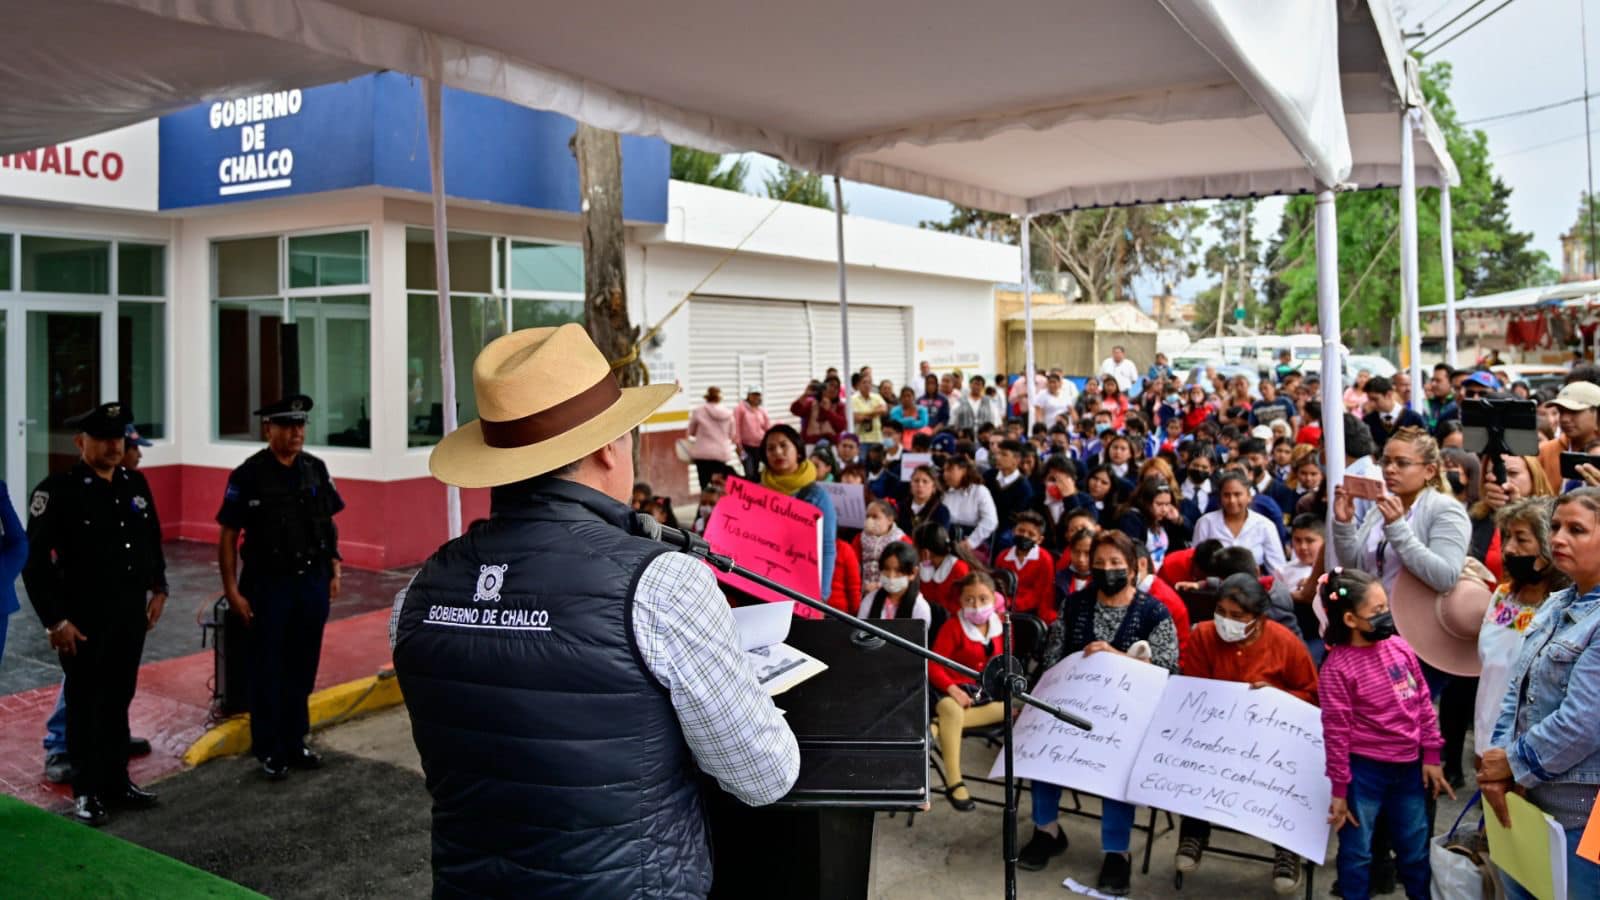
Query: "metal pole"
426 70 462 539
833 175 851 381
1584 0 1598 276
1441 183 1458 369
1022 215 1037 433
1399 110 1425 414
1315 187 1345 569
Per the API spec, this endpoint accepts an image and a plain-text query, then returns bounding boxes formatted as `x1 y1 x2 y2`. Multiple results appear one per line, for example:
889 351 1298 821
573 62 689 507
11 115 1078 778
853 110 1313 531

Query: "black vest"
394 479 711 899
238 450 338 575
1059 587 1172 655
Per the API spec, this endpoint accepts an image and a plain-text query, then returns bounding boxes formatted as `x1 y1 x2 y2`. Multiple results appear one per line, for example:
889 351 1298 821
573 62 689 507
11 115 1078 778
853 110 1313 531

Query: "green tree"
1269 62 1553 349
1568 190 1600 276
669 146 749 191
922 203 1206 304
763 162 838 210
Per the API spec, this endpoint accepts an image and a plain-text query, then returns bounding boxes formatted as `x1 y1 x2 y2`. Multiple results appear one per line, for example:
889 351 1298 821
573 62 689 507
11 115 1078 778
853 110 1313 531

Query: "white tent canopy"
3 0 1358 212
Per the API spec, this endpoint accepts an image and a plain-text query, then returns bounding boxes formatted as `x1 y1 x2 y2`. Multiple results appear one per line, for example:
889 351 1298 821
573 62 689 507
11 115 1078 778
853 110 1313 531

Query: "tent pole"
833 175 850 382
1022 215 1036 433
1315 186 1344 569
1399 110 1424 414
426 69 461 539
1441 182 1458 369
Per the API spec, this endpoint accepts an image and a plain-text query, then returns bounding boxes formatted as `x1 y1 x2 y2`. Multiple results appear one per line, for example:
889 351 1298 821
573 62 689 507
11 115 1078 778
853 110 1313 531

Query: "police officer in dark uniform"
22 402 167 826
216 394 344 780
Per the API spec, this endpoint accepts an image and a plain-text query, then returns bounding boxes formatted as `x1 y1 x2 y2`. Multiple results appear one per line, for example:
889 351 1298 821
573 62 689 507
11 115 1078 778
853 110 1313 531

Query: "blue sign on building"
159 73 668 223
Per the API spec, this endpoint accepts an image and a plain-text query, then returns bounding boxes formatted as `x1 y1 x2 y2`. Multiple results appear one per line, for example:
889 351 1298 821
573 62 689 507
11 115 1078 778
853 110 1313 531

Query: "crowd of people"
658 347 1600 899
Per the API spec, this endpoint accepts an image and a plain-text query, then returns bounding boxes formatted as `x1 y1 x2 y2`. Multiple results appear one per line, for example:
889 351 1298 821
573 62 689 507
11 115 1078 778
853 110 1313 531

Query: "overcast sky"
733 0 1595 307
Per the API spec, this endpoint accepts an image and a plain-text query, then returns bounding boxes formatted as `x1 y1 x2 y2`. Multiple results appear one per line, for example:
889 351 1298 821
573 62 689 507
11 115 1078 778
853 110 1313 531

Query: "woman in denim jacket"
1479 487 1600 899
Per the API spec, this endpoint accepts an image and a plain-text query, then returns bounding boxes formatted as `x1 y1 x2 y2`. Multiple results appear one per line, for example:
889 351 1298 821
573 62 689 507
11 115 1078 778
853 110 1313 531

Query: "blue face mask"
1165 394 1181 405
1094 422 1111 435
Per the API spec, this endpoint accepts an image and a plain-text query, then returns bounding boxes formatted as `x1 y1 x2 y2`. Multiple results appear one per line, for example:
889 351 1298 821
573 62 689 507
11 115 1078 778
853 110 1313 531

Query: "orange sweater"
1180 619 1319 706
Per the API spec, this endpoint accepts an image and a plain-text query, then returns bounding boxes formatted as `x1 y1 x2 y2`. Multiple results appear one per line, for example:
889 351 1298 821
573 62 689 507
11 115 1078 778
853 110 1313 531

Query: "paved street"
98 704 1475 899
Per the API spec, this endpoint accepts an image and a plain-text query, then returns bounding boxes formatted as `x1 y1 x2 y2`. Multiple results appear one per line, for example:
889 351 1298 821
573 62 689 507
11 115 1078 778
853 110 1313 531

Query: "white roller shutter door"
687 296 813 427
808 303 910 392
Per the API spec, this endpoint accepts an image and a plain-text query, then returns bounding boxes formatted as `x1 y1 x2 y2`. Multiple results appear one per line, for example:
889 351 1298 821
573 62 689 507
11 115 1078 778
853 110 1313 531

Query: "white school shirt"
1191 509 1289 574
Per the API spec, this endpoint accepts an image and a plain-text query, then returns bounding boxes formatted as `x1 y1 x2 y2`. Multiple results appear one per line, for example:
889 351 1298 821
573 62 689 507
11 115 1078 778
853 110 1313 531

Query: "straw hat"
1390 569 1492 677
429 324 676 488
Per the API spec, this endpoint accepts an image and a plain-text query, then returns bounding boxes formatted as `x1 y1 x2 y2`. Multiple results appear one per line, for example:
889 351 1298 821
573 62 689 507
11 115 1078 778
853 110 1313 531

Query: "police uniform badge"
29 491 48 517
474 564 507 603
132 495 149 511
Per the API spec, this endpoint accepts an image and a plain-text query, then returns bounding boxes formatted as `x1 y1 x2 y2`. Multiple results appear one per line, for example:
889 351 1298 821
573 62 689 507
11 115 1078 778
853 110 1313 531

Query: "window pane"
118 302 165 440
21 236 110 293
407 294 506 447
214 298 281 441
0 233 11 291
405 228 493 294
215 237 279 298
293 295 371 448
118 243 165 296
509 241 583 293
511 297 584 329
288 231 367 289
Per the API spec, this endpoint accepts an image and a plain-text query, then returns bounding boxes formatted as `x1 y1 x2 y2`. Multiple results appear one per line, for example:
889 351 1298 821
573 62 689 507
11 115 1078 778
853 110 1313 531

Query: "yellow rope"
611 174 813 377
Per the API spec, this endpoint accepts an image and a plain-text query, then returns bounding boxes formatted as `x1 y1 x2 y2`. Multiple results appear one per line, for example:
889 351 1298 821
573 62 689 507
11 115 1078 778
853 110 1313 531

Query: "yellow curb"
182 671 404 768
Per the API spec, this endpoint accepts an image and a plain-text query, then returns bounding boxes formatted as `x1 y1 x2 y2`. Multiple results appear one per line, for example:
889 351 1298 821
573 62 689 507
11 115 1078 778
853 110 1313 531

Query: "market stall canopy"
1420 279 1600 315
0 0 1356 215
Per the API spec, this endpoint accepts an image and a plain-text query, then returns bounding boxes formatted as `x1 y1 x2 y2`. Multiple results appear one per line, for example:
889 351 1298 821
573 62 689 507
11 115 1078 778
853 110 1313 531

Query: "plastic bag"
1431 792 1501 900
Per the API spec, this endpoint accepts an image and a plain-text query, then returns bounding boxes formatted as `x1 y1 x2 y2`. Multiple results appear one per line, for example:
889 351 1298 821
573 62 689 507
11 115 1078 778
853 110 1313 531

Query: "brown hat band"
480 375 623 449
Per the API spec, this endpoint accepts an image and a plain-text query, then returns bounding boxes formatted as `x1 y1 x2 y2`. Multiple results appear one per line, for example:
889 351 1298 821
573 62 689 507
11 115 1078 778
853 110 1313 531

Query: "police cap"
253 394 314 425
64 402 133 440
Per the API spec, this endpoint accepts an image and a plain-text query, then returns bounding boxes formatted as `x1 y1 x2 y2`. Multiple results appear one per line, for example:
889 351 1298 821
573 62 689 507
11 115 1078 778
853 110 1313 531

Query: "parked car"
1345 354 1398 379
1490 364 1567 397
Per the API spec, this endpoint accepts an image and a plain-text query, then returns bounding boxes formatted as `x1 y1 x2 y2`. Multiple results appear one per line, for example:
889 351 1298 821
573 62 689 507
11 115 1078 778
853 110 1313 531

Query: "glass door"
7 303 114 505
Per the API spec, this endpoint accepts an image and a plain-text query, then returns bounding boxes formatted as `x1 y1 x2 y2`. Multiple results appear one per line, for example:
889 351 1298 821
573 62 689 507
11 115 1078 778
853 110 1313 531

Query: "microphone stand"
636 518 1089 900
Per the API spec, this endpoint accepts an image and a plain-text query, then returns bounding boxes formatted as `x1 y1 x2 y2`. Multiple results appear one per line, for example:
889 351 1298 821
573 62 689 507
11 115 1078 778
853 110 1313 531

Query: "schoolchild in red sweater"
996 511 1057 623
915 522 972 616
929 571 1006 811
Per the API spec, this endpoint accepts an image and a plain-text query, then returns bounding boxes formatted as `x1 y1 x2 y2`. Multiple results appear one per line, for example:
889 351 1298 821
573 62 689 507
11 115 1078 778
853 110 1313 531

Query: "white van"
1251 335 1348 379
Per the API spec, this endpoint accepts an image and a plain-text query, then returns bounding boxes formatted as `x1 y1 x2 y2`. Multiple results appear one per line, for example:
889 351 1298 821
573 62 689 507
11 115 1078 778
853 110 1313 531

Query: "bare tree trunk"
571 123 643 389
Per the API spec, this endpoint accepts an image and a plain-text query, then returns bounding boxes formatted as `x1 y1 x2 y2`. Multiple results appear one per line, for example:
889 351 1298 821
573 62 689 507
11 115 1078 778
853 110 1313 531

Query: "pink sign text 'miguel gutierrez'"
702 478 823 617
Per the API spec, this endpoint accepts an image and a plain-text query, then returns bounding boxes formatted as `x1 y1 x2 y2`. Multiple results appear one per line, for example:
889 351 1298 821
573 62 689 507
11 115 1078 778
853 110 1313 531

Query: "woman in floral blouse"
1474 497 1566 765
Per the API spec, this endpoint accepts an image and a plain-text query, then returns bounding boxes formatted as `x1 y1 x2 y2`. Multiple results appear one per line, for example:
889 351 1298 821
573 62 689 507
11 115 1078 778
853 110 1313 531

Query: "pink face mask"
961 605 994 626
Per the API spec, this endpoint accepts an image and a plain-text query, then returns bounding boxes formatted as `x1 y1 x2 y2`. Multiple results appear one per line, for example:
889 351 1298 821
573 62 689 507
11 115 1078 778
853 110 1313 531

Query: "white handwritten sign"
989 651 1168 801
1124 676 1332 864
899 452 933 481
819 481 866 530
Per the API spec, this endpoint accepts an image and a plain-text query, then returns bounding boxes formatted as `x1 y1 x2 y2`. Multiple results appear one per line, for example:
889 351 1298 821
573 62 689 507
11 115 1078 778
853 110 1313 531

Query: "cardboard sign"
990 651 1169 801
1124 676 1333 864
704 478 823 614
819 481 867 530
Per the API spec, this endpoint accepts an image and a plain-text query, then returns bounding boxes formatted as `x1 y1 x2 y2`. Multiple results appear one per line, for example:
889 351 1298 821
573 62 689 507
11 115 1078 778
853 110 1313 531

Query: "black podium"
707 618 929 900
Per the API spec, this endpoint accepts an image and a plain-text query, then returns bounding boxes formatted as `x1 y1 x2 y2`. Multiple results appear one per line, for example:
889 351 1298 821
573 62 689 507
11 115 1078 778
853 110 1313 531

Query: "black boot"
1096 852 1132 896
1017 827 1068 871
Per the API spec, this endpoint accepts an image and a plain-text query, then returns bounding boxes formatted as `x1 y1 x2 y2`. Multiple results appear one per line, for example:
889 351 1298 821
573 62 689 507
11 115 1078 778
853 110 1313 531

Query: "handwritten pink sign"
703 478 824 616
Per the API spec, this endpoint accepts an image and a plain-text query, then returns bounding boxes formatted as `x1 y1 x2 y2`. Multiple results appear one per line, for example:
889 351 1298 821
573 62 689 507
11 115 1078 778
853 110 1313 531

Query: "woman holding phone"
1333 427 1469 598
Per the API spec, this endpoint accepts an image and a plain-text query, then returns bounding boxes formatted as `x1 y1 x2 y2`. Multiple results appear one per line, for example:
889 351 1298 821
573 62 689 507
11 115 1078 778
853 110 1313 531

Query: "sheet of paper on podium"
1485 792 1567 900
731 601 828 696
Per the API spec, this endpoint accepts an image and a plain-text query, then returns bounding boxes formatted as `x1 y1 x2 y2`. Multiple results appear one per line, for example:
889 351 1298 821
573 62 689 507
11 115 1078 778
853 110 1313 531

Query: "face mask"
1502 553 1546 585
1249 464 1266 482
881 574 910 595
962 604 995 626
1361 610 1398 642
864 517 889 536
1445 472 1465 495
1092 567 1130 595
1095 422 1111 435
698 504 714 517
1213 614 1254 644
1166 394 1181 405
883 438 898 450
1189 469 1211 486
1013 537 1037 556
918 562 935 581
1046 483 1063 501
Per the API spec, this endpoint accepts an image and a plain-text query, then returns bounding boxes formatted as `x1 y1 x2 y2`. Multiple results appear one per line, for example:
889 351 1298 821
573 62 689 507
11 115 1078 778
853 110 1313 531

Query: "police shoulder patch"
29 491 47 517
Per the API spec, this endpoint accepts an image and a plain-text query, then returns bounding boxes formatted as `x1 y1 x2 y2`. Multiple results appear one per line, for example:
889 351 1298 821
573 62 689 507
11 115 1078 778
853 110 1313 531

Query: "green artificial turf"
0 793 265 898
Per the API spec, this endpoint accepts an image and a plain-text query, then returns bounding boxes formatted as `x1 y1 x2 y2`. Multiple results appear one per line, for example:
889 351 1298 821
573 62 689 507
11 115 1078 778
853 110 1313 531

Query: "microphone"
634 514 733 571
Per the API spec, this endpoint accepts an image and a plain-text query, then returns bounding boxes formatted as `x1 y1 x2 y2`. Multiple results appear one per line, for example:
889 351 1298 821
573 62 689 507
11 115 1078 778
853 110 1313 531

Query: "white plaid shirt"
391 551 799 807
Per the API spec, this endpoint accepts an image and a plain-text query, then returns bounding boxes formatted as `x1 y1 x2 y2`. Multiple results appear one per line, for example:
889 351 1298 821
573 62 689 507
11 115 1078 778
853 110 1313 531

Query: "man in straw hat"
392 324 799 897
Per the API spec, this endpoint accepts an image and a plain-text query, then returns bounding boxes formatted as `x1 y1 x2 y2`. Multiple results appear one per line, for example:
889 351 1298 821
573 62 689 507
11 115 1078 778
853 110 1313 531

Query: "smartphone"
1560 451 1600 482
1344 475 1385 501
